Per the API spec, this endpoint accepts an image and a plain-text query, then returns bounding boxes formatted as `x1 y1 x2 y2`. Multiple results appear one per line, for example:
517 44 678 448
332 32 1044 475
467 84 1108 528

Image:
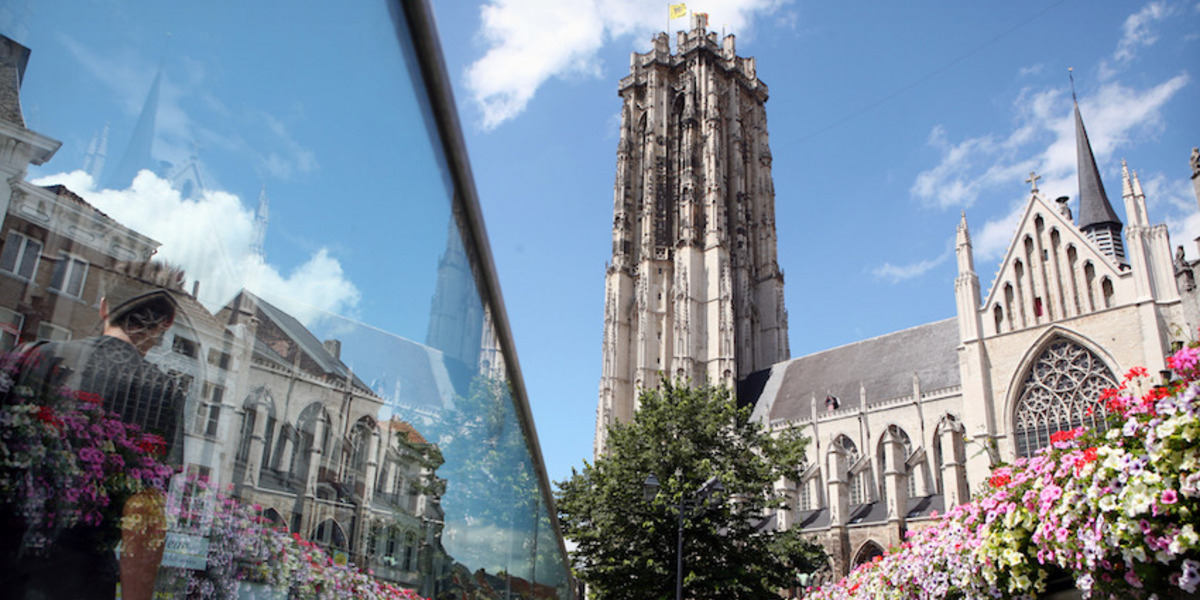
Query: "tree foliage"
556 380 826 599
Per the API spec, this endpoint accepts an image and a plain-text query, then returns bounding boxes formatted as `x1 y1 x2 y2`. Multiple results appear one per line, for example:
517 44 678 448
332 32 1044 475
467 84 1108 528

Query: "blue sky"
4 1 1198 493
428 0 1198 486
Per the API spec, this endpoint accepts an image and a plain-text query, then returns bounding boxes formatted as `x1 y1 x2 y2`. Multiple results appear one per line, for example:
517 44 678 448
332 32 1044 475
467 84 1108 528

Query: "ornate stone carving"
596 27 788 456
1013 339 1116 457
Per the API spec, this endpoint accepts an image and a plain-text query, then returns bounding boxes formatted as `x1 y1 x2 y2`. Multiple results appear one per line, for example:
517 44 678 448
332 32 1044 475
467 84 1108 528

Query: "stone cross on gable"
1025 171 1041 193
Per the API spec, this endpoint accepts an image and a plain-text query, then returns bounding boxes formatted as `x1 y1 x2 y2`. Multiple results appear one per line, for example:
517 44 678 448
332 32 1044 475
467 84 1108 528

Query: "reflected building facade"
0 2 574 596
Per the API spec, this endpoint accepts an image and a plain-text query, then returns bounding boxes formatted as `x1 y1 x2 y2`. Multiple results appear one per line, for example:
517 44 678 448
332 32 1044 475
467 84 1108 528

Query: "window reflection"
0 1 573 597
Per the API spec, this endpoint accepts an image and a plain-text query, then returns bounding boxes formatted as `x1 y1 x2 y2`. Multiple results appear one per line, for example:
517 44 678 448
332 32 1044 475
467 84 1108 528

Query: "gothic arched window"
853 541 885 567
1013 339 1115 457
835 435 865 505
876 425 915 501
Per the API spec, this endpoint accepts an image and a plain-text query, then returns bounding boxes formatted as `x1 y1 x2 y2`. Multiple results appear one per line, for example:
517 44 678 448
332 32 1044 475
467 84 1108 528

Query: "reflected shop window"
0 2 573 600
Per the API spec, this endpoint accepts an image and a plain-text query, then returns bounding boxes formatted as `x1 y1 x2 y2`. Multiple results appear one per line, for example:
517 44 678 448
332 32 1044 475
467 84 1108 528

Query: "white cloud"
1101 1 1173 79
910 127 1019 210
973 201 1026 262
1018 63 1045 78
465 0 789 129
870 251 950 283
30 170 360 327
911 71 1188 272
912 0 1189 216
253 110 319 180
911 74 1187 212
1142 171 1200 258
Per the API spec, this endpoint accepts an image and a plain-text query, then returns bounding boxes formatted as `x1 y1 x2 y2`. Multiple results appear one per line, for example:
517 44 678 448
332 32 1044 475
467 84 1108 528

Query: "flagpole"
667 3 687 48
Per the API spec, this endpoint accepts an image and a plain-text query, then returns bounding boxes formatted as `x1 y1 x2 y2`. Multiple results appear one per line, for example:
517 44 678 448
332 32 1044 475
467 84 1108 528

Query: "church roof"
749 318 961 424
793 495 945 531
1074 103 1122 231
228 290 374 394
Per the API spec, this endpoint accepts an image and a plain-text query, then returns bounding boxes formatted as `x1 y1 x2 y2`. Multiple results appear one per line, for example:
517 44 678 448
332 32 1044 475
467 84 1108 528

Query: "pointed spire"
251 184 269 258
1074 102 1121 230
104 67 163 189
1121 159 1148 227
956 211 975 275
1072 96 1126 264
955 211 983 342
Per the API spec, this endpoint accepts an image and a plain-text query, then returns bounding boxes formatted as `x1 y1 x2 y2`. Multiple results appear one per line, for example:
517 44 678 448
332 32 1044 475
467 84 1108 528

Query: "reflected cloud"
31 170 360 327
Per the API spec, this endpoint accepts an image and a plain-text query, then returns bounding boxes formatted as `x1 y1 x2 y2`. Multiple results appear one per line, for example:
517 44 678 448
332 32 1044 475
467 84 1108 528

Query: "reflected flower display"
0 344 431 599
0 348 174 549
156 477 429 600
806 343 1200 599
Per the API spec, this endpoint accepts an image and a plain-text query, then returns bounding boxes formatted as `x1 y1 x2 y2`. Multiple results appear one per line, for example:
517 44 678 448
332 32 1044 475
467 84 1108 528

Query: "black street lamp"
643 473 724 600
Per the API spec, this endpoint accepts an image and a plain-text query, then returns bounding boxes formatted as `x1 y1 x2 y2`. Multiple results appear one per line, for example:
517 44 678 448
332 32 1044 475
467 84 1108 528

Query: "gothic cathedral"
596 18 1200 581
595 20 788 456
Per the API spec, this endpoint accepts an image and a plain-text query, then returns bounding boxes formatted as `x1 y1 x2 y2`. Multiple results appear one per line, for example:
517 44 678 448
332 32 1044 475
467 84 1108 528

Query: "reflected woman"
0 262 187 600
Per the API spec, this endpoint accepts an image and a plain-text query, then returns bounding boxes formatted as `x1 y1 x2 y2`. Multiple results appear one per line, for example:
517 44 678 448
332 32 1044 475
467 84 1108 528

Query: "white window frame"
0 231 42 280
173 336 199 358
0 307 23 350
36 321 72 342
49 252 89 298
194 383 226 437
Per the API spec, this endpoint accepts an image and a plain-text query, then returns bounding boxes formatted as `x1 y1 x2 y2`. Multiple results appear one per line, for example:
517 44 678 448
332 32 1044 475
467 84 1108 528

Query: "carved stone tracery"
1013 339 1115 457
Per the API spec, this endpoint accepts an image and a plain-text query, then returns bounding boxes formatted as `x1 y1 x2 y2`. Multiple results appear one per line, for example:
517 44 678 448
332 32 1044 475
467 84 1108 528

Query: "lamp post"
643 473 724 600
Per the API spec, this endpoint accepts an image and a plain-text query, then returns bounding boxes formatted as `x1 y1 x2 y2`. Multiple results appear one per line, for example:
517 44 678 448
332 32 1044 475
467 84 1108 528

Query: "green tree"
556 380 826 600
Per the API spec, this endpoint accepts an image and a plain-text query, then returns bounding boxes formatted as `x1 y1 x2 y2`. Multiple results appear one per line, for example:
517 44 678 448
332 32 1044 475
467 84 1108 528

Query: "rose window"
1013 339 1115 457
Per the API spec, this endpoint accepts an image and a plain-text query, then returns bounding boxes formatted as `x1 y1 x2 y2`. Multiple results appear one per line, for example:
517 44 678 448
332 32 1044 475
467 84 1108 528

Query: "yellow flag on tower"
669 3 687 20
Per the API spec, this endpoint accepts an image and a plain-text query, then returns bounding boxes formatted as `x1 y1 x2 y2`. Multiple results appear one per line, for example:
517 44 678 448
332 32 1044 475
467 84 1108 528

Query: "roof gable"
981 192 1125 312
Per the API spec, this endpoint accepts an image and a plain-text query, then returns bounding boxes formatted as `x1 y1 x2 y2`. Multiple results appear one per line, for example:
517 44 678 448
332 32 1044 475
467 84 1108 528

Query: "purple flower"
1125 569 1143 588
77 446 104 464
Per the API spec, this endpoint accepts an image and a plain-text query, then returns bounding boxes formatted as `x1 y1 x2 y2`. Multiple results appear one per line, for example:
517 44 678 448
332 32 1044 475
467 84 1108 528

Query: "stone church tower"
596 18 788 455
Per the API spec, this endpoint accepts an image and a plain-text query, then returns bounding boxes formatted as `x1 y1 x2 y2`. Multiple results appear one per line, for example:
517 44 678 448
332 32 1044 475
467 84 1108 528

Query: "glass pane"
0 2 571 599
0 232 19 272
18 237 39 278
66 258 86 297
49 252 66 289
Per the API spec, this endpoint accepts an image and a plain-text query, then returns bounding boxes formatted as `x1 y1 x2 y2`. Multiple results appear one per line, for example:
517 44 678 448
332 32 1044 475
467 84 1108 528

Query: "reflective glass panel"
0 2 572 599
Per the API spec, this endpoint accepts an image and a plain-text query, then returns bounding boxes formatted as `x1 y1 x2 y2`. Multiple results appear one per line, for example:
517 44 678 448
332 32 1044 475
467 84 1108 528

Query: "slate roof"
794 495 945 531
905 494 944 519
1074 103 1122 230
748 318 961 423
796 507 830 529
231 290 374 393
172 292 230 342
40 184 144 233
